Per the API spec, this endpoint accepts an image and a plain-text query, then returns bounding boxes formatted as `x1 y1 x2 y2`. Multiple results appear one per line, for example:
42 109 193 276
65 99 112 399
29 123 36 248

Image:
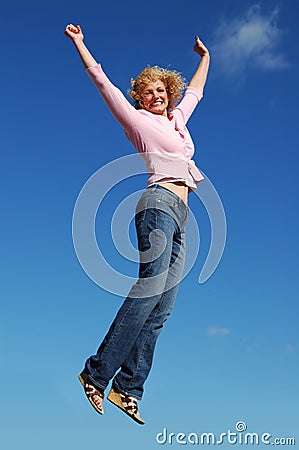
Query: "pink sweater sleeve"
86 64 140 130
174 86 203 123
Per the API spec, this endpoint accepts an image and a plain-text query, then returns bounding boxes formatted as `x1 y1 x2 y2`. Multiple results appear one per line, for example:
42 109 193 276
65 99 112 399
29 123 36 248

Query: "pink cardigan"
87 64 204 190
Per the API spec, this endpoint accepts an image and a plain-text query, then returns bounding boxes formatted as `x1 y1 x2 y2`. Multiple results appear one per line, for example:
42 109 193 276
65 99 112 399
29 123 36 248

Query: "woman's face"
141 80 169 116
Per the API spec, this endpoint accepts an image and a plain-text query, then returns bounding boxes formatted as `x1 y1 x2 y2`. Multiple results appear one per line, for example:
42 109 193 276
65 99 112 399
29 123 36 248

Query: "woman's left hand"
193 36 209 58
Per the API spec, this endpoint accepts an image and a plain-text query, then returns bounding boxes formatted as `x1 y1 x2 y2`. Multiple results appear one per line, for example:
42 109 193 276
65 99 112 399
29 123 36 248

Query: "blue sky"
1 0 298 448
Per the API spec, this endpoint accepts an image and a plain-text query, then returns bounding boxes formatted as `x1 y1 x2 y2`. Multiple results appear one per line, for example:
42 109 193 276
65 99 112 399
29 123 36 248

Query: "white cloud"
285 344 296 353
207 326 230 336
211 4 290 76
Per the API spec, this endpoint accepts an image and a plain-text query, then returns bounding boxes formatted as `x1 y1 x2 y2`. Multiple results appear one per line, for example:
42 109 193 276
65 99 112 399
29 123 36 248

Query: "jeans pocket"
135 197 149 227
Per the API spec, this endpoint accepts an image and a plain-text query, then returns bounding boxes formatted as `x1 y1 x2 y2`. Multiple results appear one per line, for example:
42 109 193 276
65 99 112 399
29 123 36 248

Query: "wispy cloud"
285 344 296 353
207 326 230 336
211 4 290 76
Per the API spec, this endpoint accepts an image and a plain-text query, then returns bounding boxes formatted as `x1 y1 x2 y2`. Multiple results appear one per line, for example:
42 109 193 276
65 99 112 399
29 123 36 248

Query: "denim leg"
83 206 179 392
113 231 186 399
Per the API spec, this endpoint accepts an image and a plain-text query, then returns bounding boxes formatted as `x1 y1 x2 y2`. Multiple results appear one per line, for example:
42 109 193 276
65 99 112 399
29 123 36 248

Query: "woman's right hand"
64 23 97 69
64 24 84 41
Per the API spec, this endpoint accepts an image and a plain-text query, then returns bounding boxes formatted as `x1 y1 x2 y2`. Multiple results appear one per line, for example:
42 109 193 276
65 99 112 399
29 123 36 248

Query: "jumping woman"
65 23 210 425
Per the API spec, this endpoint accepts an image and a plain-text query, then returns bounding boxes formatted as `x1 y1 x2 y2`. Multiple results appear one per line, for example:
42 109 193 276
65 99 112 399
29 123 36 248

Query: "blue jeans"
82 184 189 400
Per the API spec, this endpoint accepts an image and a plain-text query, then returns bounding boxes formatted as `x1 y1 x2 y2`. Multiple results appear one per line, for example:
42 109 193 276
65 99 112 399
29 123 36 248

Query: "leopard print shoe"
107 387 145 425
78 372 104 415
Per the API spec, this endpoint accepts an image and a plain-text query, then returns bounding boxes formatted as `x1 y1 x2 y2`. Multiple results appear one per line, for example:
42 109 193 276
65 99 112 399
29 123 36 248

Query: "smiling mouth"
151 101 163 106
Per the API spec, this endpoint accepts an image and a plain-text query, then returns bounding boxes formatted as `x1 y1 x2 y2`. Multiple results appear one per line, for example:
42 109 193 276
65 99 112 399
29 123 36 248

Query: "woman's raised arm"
189 36 210 93
64 24 140 130
64 24 98 69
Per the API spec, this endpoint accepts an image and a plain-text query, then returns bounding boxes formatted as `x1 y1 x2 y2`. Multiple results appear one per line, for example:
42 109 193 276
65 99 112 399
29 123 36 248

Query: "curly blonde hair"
128 66 186 111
